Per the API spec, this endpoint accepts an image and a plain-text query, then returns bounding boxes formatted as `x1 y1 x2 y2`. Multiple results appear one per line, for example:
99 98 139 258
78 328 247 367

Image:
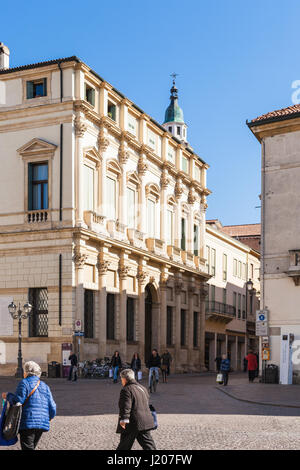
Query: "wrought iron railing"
205 301 236 317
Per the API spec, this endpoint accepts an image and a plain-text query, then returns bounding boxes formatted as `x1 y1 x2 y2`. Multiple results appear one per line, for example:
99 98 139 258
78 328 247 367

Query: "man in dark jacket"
146 349 161 392
68 353 78 381
116 369 156 450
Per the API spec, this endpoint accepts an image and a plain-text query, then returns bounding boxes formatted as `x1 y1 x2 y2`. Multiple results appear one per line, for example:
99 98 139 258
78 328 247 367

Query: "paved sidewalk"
216 373 300 408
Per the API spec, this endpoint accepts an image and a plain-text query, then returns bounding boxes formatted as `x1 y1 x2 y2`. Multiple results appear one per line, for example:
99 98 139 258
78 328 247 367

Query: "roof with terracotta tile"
248 104 300 127
221 224 261 237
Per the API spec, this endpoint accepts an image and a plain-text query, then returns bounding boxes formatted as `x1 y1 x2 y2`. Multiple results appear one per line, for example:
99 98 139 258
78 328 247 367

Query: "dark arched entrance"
144 284 153 362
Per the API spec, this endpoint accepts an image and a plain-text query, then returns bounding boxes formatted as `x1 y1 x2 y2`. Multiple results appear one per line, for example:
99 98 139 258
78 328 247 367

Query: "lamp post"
245 279 254 354
8 301 32 378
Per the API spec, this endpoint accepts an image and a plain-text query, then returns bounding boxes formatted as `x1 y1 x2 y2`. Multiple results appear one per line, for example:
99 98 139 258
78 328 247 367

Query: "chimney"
0 43 10 70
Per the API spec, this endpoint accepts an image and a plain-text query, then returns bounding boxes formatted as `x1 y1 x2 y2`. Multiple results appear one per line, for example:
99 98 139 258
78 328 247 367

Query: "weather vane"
170 72 179 85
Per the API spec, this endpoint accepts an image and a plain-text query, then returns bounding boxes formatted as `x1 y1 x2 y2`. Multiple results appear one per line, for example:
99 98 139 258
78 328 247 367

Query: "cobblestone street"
1 373 300 450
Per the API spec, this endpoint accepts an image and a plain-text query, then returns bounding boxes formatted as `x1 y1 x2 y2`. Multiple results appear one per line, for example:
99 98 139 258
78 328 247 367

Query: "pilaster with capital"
74 114 87 226
174 274 183 371
199 281 209 371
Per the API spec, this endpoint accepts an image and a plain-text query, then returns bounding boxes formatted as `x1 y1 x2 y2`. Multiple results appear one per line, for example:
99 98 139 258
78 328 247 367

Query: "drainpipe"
260 138 266 377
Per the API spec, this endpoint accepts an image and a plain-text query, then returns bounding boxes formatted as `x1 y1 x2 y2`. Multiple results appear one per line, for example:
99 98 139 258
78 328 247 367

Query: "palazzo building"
0 44 211 374
205 220 260 371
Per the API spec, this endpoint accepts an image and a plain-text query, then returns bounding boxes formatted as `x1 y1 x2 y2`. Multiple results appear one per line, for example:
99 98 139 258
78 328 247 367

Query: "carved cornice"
98 128 110 154
160 169 170 189
188 283 196 294
138 155 148 176
174 279 183 294
199 283 209 300
118 139 130 165
73 248 88 268
175 178 183 199
160 272 169 290
188 187 197 205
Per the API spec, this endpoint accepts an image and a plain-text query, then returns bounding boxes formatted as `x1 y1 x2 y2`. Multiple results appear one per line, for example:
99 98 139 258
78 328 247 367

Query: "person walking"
116 369 156 450
215 355 222 373
68 352 78 382
220 354 230 386
146 349 161 392
130 352 141 381
1 361 56 451
161 351 171 383
245 350 258 383
111 351 122 383
243 356 248 373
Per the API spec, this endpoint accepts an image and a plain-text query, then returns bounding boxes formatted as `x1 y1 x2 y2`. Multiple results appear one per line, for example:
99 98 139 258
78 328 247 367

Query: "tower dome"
162 75 188 143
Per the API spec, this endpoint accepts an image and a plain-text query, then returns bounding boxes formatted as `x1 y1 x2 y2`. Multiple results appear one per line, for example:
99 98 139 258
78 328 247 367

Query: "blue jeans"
113 366 119 381
148 367 159 388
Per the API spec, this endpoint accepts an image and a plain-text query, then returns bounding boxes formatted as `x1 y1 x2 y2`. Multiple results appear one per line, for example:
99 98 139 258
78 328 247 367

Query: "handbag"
137 370 142 381
0 401 18 446
216 373 223 384
2 380 40 441
149 404 158 430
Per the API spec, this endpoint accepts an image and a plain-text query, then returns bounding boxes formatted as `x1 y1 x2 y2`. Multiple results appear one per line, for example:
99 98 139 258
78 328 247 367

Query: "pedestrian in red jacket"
245 351 258 383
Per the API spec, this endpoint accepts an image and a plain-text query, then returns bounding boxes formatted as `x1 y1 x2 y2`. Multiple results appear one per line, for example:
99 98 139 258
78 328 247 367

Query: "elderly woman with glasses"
2 361 56 451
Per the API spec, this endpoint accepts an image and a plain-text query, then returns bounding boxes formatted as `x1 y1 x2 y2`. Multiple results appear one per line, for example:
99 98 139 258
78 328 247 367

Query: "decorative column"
187 280 195 369
199 281 209 371
159 267 169 353
73 244 87 361
97 245 110 358
138 148 148 235
136 260 148 363
175 178 183 248
98 123 110 217
160 167 170 245
174 273 183 372
74 114 87 227
200 194 208 259
214 332 218 371
119 136 130 228
118 251 130 360
188 187 197 253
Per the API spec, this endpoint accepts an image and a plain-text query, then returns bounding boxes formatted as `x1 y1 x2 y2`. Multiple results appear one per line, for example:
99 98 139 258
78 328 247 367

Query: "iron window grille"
29 288 48 337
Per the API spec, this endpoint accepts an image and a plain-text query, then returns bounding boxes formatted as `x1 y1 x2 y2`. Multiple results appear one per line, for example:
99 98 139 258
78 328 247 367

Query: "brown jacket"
116 380 154 433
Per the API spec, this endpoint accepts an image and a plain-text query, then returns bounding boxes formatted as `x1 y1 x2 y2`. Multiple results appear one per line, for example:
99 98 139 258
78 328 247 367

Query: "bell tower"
162 73 188 144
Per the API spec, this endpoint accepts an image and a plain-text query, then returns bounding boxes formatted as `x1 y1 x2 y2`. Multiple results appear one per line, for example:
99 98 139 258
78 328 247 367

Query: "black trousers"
19 429 44 450
222 372 229 386
117 429 156 450
248 370 256 382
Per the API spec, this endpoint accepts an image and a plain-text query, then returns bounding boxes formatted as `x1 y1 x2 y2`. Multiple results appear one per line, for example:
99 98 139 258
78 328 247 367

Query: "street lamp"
245 279 254 352
8 301 32 378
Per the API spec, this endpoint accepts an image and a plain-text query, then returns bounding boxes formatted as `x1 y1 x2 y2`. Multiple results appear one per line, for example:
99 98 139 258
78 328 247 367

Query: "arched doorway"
144 284 152 362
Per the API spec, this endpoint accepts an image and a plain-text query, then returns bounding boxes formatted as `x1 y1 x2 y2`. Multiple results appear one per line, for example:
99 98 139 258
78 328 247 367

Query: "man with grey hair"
2 361 56 450
116 368 156 450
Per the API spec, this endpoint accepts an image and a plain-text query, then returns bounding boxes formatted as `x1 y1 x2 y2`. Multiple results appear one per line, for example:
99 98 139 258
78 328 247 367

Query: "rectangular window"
242 295 246 319
211 248 216 277
223 253 227 281
180 309 186 346
127 188 136 228
206 246 211 274
181 218 186 251
177 126 181 136
233 258 237 277
107 101 117 121
84 290 94 338
166 209 174 246
167 145 176 164
181 155 188 173
238 261 242 279
26 78 47 99
250 263 254 279
147 199 156 238
29 288 48 337
28 163 48 211
194 165 201 182
193 311 199 348
238 293 241 319
106 177 116 220
211 285 215 302
194 224 199 256
83 165 94 212
148 129 156 150
242 263 247 281
233 292 237 316
166 306 173 346
223 288 227 305
126 297 135 342
85 84 95 106
127 114 137 135
106 293 115 340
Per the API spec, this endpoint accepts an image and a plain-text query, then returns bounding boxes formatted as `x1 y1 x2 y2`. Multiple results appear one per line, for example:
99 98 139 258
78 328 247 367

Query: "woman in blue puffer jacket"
2 361 56 450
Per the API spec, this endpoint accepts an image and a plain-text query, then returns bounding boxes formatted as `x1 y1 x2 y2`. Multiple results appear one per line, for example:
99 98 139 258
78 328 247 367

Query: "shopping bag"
149 404 158 430
109 368 113 378
216 373 223 384
0 401 18 446
137 371 142 381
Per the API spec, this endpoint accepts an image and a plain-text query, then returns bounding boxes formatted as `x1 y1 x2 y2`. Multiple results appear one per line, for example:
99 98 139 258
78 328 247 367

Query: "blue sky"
2 0 299 225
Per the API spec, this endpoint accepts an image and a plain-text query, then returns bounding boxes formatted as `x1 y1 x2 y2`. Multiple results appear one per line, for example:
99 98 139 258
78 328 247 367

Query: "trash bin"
62 365 71 379
263 364 279 384
48 361 61 378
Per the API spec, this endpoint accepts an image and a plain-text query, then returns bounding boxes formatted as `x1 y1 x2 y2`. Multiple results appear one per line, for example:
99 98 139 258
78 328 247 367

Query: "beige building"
0 45 211 374
205 220 260 371
248 103 300 382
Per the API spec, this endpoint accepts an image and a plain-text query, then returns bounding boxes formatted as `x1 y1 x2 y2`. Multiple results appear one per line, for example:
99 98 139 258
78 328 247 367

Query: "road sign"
256 310 268 322
74 331 84 337
74 320 82 332
256 321 268 336
262 348 270 361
